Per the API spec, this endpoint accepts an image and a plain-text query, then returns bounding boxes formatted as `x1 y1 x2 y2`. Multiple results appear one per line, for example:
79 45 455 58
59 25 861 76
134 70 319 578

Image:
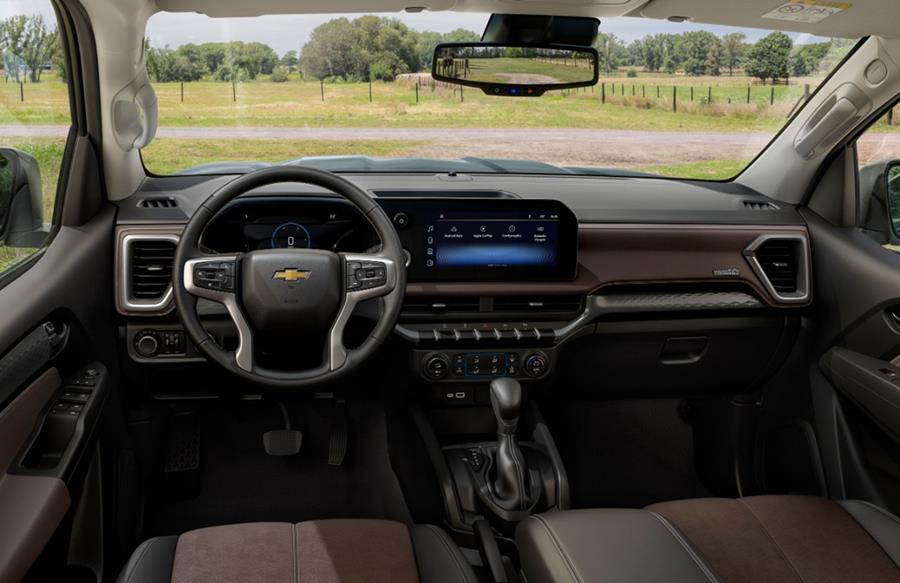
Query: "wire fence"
1 76 897 126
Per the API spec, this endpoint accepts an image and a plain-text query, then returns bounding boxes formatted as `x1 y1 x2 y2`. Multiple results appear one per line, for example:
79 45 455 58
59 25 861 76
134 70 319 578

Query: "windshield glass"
138 12 858 179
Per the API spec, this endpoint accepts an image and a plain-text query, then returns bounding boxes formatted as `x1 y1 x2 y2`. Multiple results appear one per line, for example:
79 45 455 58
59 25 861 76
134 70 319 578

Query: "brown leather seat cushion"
170 519 419 583
647 495 900 583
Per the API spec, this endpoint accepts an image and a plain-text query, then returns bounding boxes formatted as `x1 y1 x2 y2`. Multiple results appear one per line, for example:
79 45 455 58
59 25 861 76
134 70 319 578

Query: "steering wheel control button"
193 261 236 292
524 352 549 377
347 260 388 291
424 354 451 380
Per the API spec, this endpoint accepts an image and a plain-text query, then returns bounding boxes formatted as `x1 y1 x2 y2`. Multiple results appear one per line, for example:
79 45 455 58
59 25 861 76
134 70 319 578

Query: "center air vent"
403 296 481 314
742 200 779 211
493 295 583 314
138 197 178 209
743 234 810 304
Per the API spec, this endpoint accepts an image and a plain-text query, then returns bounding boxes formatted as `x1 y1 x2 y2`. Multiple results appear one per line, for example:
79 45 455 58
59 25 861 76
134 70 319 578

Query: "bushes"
270 66 290 83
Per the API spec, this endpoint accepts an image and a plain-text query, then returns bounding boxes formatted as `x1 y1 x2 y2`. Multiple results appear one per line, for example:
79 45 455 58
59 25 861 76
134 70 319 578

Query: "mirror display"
433 44 597 96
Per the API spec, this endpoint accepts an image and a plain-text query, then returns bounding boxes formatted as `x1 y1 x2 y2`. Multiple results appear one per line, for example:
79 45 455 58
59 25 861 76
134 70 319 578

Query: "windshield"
139 12 858 180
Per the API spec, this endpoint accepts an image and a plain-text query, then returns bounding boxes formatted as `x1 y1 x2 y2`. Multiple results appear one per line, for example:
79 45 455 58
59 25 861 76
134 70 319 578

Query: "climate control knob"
135 331 160 358
424 354 451 380
524 352 548 378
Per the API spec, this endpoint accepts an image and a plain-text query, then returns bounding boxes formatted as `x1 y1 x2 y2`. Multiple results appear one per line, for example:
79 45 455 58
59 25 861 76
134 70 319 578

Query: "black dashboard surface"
117 173 805 226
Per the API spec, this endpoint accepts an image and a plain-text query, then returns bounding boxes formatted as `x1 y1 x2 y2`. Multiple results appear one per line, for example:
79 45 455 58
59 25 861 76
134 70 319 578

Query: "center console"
376 197 578 533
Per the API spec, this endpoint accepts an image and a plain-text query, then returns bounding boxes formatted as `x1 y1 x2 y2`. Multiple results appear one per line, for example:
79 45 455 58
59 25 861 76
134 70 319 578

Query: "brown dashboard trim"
405 223 811 309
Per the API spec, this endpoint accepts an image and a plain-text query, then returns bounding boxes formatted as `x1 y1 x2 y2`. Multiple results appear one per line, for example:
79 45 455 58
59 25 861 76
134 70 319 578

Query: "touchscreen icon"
426 248 434 256
427 225 434 233
479 225 487 233
508 225 516 233
426 259 434 267
450 226 458 233
427 236 433 244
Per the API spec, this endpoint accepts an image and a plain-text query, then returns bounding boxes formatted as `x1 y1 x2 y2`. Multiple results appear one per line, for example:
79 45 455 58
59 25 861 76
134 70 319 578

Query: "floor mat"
542 398 711 509
145 397 411 536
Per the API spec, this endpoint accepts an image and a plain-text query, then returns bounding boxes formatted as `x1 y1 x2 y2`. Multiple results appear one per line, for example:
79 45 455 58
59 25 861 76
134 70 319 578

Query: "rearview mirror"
432 43 598 97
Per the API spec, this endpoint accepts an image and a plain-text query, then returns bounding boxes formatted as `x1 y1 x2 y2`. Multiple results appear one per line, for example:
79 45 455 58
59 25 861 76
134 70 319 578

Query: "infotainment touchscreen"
375 198 577 282
425 210 560 270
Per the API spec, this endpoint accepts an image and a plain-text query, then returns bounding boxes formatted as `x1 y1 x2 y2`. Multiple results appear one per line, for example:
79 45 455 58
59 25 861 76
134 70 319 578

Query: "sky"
5 0 831 58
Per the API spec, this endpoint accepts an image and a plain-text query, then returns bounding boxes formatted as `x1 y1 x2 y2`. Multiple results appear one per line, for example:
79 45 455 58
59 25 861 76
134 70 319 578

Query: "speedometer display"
271 222 311 249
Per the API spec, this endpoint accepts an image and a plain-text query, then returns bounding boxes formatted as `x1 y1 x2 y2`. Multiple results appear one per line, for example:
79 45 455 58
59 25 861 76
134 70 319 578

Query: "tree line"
146 16 478 83
143 15 854 85
596 30 854 84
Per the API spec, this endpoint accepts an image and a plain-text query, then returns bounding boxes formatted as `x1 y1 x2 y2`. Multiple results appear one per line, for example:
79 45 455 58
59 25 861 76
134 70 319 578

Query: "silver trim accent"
183 256 254 371
743 233 811 304
328 253 398 371
120 233 180 312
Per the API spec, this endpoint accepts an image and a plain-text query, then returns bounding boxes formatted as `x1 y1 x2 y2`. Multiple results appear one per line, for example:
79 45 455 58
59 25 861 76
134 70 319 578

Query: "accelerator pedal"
328 399 348 466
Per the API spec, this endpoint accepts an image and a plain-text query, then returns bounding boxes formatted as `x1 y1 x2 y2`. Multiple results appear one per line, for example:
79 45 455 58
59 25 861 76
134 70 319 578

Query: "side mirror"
0 148 45 248
432 43 598 97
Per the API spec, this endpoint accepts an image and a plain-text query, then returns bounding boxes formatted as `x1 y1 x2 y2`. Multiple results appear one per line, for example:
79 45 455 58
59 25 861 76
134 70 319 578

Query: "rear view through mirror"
432 43 598 97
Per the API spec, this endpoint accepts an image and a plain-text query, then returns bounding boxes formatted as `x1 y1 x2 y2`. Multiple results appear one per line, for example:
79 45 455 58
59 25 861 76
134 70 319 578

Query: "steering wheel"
173 166 406 388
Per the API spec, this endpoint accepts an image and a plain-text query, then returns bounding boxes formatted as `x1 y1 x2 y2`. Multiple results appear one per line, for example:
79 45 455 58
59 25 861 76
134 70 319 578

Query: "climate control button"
524 352 548 377
424 354 451 380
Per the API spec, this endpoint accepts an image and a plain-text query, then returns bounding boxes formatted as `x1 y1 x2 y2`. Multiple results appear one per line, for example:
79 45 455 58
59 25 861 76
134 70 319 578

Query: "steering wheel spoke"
328 253 398 370
183 254 254 372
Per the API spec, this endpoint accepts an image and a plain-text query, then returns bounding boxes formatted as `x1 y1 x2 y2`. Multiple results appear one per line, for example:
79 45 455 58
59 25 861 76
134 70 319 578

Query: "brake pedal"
263 402 302 456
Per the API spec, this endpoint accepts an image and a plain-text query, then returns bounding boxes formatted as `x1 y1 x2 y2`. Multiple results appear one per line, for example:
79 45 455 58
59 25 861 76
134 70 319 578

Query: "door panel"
802 206 900 512
0 369 70 583
0 207 117 581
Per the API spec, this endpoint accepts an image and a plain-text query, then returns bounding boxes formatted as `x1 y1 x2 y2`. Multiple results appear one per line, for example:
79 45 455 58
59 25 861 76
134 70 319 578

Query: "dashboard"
115 176 812 394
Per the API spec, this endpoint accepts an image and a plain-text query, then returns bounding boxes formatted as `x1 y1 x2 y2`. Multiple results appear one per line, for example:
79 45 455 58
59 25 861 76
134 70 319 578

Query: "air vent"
138 197 178 209
755 240 799 293
742 200 779 211
744 234 810 303
493 295 583 314
403 296 481 314
129 239 176 300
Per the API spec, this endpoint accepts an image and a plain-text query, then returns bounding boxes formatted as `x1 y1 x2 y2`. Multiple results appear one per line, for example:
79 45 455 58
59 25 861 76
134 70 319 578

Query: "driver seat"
115 519 477 583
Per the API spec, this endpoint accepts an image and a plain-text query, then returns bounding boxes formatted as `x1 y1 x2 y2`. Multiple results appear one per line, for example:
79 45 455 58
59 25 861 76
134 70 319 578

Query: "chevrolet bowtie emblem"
272 268 311 282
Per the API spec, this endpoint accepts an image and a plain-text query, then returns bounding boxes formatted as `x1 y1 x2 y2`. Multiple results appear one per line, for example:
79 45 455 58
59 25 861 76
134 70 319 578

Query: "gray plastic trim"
119 233 179 312
743 233 811 304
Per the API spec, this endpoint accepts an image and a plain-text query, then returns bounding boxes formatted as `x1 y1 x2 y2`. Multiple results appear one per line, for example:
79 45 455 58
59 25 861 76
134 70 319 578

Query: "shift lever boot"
489 377 529 509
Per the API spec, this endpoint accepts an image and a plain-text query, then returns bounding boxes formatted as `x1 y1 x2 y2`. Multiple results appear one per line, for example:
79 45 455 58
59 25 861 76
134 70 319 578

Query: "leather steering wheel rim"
172 166 406 389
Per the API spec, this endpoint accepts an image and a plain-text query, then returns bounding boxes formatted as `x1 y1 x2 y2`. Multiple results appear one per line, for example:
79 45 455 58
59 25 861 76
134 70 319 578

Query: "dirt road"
2 125 897 168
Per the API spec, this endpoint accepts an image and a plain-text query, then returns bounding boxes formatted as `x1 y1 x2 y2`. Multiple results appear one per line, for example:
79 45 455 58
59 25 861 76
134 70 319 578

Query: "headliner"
152 0 897 39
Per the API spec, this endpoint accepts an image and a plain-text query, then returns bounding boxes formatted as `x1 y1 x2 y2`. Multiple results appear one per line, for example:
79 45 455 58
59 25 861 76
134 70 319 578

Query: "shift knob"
490 377 521 434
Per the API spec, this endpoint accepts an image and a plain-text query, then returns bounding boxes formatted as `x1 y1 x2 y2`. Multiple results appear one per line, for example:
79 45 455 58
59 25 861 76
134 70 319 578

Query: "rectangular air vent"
402 296 481 314
138 197 178 209
744 234 810 304
755 240 799 293
742 200 779 211
129 239 176 301
493 295 584 314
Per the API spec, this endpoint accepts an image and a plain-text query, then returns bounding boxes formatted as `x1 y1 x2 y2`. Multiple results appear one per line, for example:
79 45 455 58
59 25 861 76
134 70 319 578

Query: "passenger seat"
517 496 900 582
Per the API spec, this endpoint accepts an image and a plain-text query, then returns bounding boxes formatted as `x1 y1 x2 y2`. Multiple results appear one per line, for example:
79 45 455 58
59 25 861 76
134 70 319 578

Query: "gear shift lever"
489 377 529 510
